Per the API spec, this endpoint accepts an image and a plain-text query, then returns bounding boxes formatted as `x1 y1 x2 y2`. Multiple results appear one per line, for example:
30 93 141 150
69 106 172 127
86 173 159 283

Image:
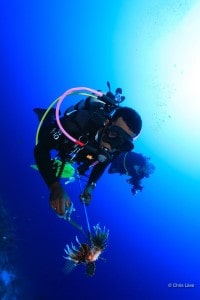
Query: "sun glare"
116 1 200 176
158 1 200 133
155 1 200 175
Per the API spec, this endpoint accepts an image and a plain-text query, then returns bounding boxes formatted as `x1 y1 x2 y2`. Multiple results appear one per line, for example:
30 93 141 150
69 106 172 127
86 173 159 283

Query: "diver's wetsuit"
34 100 120 188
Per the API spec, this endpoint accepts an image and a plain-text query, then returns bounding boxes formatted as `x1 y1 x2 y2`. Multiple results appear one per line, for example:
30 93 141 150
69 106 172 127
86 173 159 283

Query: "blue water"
1 1 200 299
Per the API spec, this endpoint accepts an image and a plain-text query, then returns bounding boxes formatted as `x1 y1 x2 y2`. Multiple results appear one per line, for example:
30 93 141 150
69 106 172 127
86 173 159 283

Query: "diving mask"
101 125 134 150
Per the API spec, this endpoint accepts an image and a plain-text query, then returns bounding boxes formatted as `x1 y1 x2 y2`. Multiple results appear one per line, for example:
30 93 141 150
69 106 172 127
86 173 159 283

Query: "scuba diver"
108 152 155 195
33 83 142 217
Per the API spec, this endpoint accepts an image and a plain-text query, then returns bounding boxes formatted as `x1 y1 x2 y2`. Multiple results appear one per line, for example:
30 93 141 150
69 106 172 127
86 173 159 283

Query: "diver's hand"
80 182 96 205
49 181 71 217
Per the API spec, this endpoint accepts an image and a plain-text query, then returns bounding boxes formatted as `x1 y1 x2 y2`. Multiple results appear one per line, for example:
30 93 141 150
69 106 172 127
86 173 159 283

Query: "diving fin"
33 107 60 121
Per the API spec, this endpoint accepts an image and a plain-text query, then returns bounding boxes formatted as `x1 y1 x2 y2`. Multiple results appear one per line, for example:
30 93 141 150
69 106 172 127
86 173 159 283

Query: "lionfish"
63 224 109 276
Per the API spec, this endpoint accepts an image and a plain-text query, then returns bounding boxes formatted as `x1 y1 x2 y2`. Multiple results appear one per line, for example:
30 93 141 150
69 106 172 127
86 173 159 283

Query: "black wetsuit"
34 100 119 188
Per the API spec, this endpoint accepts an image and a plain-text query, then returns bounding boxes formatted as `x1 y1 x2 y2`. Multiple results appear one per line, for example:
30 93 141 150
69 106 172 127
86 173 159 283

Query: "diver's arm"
34 142 71 216
34 143 58 188
80 162 109 205
87 161 109 185
34 119 71 188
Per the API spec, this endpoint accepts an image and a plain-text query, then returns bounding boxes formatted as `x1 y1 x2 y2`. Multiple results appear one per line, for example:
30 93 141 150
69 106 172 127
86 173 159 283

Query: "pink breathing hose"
55 87 103 147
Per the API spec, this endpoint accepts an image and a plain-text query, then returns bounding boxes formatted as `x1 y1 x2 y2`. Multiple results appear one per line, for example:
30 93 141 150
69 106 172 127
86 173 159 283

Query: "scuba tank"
64 81 125 126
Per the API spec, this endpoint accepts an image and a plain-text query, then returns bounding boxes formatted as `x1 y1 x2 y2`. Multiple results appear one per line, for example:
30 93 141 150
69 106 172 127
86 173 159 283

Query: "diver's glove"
49 181 71 217
80 182 96 205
